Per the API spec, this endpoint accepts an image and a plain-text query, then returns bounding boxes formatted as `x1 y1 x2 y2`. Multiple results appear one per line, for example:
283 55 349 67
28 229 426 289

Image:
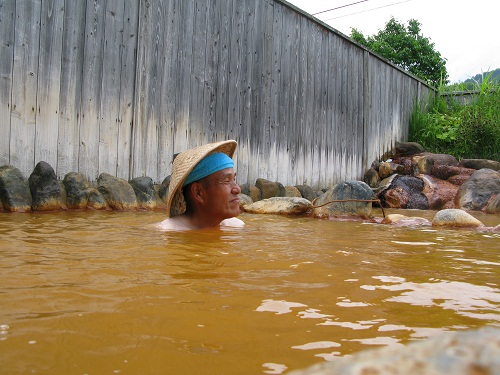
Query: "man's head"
165 140 239 218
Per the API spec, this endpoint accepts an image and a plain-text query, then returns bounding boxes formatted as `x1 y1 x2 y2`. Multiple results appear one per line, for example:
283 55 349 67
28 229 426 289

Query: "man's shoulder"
220 217 245 228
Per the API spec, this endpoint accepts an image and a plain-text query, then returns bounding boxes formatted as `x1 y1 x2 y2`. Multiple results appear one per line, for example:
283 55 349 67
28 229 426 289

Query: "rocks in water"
363 167 380 188
240 183 262 202
97 173 138 210
455 169 500 211
129 177 157 210
432 209 484 228
0 165 32 212
420 174 458 210
288 327 500 375
284 185 302 198
484 194 500 214
157 175 170 205
381 214 431 226
63 172 90 209
28 161 65 211
379 175 429 210
312 181 374 219
295 184 317 201
242 197 311 215
255 178 284 199
238 193 253 208
394 141 425 156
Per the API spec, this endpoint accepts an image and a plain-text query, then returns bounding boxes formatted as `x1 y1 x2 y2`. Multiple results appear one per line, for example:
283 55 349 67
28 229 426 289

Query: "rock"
431 164 475 181
129 177 157 210
87 188 108 210
420 174 458 210
363 167 380 188
288 327 500 375
28 161 64 211
455 168 500 211
295 184 317 201
63 172 90 209
447 174 472 186
394 141 425 156
238 193 253 208
312 181 374 219
381 213 431 226
276 181 286 197
0 165 32 212
459 158 500 171
242 197 311 215
484 194 500 214
412 153 458 175
158 175 170 204
255 178 282 199
380 176 428 210
240 183 261 202
284 185 302 198
432 209 483 228
378 161 398 179
97 173 138 210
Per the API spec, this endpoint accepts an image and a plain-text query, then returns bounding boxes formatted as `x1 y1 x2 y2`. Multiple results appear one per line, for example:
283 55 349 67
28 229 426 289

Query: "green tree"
351 18 448 87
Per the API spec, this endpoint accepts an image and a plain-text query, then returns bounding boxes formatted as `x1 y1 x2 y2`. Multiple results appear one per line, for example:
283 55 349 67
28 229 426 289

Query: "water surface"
1 210 499 374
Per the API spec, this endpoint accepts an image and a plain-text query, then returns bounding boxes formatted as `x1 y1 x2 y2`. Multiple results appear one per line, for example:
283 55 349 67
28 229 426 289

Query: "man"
157 140 245 230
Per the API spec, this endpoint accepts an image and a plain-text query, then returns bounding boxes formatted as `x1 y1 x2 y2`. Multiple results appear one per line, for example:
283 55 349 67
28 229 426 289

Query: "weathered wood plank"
98 0 125 177
35 0 64 170
116 0 139 180
10 0 41 177
132 0 164 180
79 0 106 181
0 0 15 166
57 0 85 179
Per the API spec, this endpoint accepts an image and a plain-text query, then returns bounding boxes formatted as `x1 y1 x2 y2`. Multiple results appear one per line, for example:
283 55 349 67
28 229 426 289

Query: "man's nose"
232 183 241 194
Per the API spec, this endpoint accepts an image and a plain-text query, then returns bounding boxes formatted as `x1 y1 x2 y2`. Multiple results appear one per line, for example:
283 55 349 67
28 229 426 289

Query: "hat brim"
166 140 237 218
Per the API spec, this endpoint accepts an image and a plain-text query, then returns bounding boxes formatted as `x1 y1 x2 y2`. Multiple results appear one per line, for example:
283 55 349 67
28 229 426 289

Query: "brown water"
1 210 499 375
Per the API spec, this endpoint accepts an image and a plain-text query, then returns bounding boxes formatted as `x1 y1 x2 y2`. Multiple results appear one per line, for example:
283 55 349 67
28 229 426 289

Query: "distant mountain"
445 68 500 91
463 68 500 85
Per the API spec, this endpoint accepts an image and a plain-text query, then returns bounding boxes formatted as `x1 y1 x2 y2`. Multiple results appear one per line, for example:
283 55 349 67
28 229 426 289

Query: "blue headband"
183 152 234 187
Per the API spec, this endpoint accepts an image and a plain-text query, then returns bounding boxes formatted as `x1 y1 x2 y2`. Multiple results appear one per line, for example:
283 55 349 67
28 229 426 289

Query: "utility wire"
312 0 369 15
320 0 413 21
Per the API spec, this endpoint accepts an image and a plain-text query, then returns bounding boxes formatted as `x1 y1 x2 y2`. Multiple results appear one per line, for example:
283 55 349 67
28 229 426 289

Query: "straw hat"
166 140 237 217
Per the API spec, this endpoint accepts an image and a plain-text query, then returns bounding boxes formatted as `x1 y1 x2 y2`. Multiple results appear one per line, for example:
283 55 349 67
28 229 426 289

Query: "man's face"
201 168 241 220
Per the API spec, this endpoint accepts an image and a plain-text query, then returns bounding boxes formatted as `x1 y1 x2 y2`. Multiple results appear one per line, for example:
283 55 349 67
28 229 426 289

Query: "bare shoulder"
220 217 245 228
156 216 191 231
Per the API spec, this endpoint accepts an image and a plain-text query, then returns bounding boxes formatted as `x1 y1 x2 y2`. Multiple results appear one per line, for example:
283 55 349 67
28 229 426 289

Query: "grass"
409 72 500 161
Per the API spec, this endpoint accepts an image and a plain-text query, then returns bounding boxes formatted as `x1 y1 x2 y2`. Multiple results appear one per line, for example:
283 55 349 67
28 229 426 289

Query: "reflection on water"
0 210 499 374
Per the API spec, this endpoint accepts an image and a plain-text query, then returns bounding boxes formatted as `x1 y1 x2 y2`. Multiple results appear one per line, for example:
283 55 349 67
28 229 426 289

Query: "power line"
312 0 369 16
320 0 414 21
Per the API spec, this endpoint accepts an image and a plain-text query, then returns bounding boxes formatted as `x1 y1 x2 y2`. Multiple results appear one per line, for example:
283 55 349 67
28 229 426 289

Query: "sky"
285 0 500 83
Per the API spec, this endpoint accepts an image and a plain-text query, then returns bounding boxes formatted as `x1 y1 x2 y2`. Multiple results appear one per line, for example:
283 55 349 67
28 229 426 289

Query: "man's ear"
190 182 206 203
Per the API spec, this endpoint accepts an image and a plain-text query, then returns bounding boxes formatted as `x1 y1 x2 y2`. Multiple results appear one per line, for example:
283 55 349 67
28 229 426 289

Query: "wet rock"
380 176 428 210
455 168 500 211
255 178 282 199
240 183 261 202
484 194 500 214
447 174 472 186
87 188 108 210
288 327 500 375
0 165 32 212
295 184 317 201
63 172 90 209
432 209 483 228
394 141 425 156
378 161 400 179
28 161 64 211
431 164 475 181
363 167 380 188
381 213 431 226
97 173 138 210
420 174 458 210
243 197 311 215
284 185 302 198
158 175 170 204
313 181 374 219
129 177 157 210
459 158 500 171
412 153 459 175
238 193 253 208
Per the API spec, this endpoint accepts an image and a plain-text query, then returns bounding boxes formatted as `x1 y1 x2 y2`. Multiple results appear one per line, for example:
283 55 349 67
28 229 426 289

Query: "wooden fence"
0 0 433 189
